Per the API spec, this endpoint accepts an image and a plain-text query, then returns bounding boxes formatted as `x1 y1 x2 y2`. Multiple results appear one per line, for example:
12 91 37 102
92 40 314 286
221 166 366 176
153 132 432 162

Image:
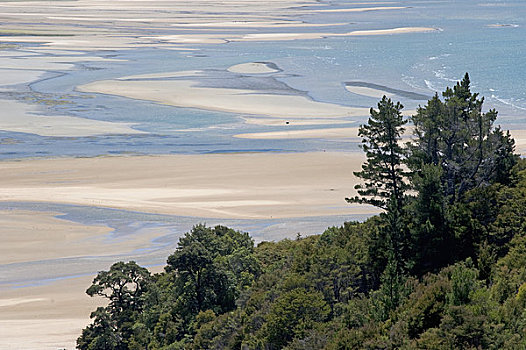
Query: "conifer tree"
346 96 409 212
347 96 409 274
407 73 518 273
409 73 517 202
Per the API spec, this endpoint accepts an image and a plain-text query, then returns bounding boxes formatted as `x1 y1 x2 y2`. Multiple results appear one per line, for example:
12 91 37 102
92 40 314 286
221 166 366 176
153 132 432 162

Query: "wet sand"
0 99 144 137
78 77 369 119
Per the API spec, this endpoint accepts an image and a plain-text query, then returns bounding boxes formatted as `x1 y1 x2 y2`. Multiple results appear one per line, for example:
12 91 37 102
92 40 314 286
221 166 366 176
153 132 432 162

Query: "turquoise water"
1 0 525 158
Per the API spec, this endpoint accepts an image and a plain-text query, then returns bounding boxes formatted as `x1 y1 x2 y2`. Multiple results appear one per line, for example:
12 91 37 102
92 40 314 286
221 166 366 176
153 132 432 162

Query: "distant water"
1 0 525 159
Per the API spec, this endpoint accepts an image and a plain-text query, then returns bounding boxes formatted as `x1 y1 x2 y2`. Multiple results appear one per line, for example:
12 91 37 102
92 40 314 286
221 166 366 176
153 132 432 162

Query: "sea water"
1 0 525 159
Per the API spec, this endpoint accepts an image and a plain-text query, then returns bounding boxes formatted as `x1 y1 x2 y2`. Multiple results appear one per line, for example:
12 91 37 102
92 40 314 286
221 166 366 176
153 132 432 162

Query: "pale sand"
235 127 360 139
0 99 145 137
0 210 109 265
0 153 375 219
0 266 160 350
228 62 279 74
345 27 440 36
0 69 46 89
0 275 101 350
314 6 408 13
152 27 439 44
78 79 370 119
0 0 437 51
0 56 124 71
242 117 355 126
116 70 201 80
510 130 526 154
0 0 324 50
0 210 168 265
171 21 349 28
0 26 438 50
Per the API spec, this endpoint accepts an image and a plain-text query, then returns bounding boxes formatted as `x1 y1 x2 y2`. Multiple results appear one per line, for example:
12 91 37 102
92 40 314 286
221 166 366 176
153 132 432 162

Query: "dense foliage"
79 75 525 349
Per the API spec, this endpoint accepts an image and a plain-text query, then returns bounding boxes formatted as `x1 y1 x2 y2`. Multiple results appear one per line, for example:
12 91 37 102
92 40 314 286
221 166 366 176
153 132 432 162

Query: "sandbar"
0 69 46 88
345 82 430 101
0 99 145 137
242 117 355 126
78 79 369 119
228 62 280 74
154 27 439 44
346 86 396 99
235 127 360 139
0 209 169 265
0 275 101 350
314 6 408 13
171 21 350 28
0 152 375 219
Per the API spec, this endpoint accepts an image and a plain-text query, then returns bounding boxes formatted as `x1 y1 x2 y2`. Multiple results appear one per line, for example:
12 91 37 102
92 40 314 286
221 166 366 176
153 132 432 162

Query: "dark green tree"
410 73 518 203
86 261 151 314
407 163 452 274
265 288 330 349
78 261 151 350
77 307 119 350
347 96 408 212
408 73 518 273
347 96 409 276
165 224 259 321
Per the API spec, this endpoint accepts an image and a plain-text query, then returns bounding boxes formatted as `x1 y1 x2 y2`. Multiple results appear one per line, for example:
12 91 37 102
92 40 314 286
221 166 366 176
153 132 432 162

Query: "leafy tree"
78 261 151 350
407 163 452 273
407 73 518 273
86 261 151 314
265 288 330 349
165 225 259 321
77 307 119 350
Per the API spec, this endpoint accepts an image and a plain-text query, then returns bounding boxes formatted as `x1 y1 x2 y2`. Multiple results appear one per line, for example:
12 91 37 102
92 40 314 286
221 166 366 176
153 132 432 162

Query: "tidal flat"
0 0 525 348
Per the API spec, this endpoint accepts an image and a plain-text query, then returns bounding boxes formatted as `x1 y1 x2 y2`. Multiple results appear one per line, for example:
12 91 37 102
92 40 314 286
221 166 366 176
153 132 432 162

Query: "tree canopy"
79 75 525 350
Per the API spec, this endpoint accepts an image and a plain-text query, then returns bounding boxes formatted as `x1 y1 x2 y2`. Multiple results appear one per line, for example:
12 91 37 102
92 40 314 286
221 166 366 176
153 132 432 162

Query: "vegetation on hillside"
78 74 525 349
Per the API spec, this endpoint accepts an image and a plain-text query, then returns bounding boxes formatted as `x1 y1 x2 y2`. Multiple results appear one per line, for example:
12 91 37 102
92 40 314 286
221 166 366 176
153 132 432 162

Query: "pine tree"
346 95 409 212
409 73 517 202
347 96 410 274
407 73 518 273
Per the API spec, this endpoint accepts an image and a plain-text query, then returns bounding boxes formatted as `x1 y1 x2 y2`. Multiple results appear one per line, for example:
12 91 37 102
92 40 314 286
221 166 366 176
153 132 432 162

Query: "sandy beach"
0 152 372 219
0 0 438 51
0 151 370 348
235 127 360 139
0 275 101 350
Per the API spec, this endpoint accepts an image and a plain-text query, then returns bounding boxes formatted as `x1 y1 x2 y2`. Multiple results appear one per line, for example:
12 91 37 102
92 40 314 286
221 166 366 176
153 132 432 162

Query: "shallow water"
0 202 366 286
1 0 525 159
